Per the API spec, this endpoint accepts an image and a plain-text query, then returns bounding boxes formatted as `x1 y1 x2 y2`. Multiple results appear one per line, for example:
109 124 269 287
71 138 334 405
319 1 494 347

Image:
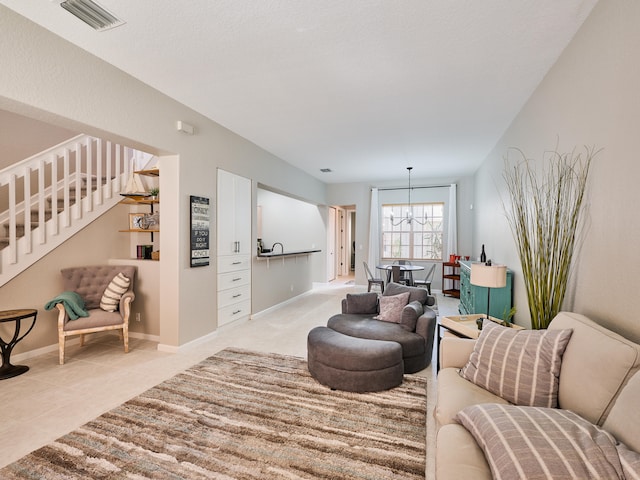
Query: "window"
381 202 444 260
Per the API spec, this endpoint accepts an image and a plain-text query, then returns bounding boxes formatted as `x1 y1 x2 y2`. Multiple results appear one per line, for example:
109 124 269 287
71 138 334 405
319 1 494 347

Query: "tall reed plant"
502 146 598 329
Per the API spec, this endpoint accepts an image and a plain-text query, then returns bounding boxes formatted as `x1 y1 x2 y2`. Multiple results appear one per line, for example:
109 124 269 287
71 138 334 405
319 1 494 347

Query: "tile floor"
0 277 460 479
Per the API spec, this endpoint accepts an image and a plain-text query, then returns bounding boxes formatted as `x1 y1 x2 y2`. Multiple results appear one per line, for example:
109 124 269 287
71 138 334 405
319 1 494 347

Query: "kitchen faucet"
272 242 284 254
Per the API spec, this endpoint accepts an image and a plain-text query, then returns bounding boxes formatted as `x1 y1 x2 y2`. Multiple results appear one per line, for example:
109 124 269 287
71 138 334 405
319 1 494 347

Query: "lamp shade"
470 263 507 289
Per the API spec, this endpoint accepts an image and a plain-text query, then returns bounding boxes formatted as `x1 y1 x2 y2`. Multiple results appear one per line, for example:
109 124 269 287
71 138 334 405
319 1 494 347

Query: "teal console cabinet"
458 260 513 319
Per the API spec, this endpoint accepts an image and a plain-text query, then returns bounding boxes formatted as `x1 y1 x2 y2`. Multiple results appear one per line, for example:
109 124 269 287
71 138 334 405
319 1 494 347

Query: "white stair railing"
0 134 142 287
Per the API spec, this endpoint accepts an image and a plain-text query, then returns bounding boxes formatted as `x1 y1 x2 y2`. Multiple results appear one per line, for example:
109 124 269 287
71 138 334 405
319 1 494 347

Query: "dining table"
376 264 424 286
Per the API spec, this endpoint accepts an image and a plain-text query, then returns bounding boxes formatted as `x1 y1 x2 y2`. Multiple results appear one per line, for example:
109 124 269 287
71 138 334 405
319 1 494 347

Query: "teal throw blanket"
45 291 89 320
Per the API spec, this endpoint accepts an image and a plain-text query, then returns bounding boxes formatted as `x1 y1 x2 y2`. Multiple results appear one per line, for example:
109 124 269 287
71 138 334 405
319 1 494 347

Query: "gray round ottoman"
307 326 404 392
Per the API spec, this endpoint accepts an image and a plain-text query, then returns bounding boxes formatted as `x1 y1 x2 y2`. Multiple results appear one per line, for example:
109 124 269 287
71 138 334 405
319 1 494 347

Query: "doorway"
329 205 355 283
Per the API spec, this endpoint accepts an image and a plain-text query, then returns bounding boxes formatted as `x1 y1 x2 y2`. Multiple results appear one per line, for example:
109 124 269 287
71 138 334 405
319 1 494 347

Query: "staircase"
0 134 146 287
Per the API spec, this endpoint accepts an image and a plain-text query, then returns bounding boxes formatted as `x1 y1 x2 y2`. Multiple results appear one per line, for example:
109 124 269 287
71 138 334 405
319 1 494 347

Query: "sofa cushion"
460 320 572 408
549 312 640 425
603 371 640 453
327 315 425 358
436 424 492 480
435 367 509 427
456 403 626 480
344 292 378 314
63 308 126 331
99 272 131 312
374 292 410 323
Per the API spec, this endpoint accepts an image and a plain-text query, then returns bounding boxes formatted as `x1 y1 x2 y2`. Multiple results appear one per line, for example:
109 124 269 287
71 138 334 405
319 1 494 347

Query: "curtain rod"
376 184 451 192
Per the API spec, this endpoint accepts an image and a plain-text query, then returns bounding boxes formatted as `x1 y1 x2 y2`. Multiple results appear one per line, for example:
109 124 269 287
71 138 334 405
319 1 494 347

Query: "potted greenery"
148 187 159 201
502 145 599 329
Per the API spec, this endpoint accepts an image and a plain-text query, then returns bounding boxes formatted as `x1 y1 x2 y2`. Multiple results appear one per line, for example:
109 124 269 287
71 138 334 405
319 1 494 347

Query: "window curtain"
367 188 380 270
447 183 457 257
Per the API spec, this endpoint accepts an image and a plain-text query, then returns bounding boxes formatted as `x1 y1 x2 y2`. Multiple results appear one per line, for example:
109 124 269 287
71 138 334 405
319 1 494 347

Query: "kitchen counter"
257 249 321 258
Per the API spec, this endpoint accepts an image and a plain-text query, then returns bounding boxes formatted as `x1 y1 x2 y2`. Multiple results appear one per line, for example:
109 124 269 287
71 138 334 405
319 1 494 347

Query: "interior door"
327 207 336 281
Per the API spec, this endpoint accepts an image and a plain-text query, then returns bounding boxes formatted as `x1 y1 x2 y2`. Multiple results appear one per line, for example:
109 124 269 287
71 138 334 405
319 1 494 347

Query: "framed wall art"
190 195 210 267
129 213 147 230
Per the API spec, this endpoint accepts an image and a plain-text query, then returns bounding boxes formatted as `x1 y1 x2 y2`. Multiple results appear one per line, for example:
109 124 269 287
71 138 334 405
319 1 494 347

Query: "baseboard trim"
157 329 218 354
129 331 160 342
11 340 79 363
12 331 160 363
251 290 313 320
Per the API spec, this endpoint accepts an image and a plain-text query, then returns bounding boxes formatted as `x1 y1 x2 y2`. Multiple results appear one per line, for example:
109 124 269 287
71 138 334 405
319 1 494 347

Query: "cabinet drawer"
218 255 250 273
217 269 250 290
218 300 251 326
217 285 251 308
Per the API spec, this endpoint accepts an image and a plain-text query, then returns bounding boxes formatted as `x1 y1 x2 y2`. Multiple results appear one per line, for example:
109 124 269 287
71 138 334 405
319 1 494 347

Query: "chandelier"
390 167 427 226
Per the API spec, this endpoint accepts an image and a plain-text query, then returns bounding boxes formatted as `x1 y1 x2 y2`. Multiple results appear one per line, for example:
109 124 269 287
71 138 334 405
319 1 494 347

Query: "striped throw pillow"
99 273 130 312
456 404 629 480
460 320 572 407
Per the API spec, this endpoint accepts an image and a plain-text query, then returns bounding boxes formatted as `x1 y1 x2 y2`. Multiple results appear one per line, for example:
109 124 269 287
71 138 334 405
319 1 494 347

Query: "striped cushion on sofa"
460 320 572 407
455 403 634 480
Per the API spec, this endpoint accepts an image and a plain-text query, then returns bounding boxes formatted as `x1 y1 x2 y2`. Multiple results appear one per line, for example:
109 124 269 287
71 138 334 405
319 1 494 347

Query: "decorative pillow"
99 273 130 312
344 292 378 314
383 282 431 306
373 292 410 324
455 403 625 480
460 320 572 407
399 301 423 331
618 443 640 479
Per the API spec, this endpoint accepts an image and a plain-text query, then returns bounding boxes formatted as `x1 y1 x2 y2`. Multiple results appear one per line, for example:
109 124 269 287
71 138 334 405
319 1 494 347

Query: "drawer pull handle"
232 277 242 282
232 261 242 265
232 309 242 315
232 294 242 298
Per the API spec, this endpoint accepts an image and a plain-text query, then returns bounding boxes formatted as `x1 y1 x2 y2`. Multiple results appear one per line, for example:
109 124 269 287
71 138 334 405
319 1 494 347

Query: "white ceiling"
1 0 597 184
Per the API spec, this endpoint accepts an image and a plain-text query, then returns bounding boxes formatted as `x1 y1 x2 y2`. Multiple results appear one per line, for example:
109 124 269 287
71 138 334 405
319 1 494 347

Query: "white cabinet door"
217 169 251 255
234 173 251 255
217 169 236 255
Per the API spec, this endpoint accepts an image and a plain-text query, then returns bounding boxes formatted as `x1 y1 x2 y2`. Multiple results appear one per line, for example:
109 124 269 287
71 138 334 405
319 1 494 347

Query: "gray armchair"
328 282 437 372
55 265 136 364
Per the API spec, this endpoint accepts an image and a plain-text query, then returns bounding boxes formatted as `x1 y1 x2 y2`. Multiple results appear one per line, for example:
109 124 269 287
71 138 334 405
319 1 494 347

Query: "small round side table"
0 309 38 380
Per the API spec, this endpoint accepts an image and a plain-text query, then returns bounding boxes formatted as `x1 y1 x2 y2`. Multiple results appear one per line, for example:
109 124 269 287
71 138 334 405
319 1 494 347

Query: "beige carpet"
2 348 427 479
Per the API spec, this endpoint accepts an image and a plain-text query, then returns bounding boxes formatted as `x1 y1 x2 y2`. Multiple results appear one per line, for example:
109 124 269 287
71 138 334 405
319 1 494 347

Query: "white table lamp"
470 262 507 325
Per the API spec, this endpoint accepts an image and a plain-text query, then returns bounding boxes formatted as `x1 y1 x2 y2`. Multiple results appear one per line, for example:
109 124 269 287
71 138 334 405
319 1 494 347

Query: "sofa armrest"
440 337 476 369
415 307 437 355
119 291 135 320
55 303 69 329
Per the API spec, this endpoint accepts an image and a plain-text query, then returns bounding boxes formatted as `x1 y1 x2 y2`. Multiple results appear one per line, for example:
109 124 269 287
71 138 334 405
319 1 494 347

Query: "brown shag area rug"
1 348 427 479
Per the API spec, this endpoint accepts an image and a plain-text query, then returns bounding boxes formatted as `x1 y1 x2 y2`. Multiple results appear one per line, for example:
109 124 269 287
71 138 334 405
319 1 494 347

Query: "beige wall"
0 7 327 353
474 1 640 341
0 110 78 167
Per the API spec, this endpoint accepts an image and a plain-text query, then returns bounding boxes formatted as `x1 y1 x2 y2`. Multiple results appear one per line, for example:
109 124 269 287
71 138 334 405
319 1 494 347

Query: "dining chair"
393 260 412 285
363 262 384 293
413 263 436 294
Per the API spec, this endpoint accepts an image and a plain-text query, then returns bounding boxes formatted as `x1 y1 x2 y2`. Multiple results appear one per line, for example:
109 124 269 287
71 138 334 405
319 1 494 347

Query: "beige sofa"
435 312 640 479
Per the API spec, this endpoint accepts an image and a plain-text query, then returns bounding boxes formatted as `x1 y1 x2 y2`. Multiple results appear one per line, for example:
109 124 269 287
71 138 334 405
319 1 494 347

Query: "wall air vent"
60 0 125 31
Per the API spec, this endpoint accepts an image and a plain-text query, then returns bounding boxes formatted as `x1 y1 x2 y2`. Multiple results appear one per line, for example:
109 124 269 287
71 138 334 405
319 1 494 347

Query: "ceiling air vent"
60 0 125 31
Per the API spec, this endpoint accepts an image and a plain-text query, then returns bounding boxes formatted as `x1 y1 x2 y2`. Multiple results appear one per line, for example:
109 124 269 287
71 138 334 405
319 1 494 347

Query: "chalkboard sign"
190 195 210 267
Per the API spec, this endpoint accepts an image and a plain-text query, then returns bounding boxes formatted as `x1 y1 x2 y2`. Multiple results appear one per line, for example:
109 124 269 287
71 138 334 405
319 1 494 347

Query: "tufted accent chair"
56 265 136 364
